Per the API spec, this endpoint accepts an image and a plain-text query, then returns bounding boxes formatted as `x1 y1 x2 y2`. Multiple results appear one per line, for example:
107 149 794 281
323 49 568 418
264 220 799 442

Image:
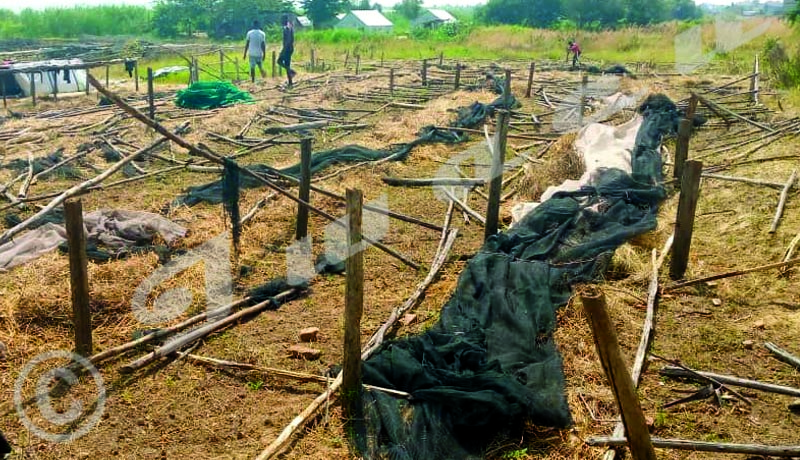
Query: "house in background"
335 10 393 33
412 9 458 28
297 16 312 28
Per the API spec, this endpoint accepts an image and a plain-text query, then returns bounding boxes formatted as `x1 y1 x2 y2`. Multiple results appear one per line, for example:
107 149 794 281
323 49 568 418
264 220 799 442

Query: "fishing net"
175 81 254 110
2 149 82 180
355 94 680 460
170 89 516 209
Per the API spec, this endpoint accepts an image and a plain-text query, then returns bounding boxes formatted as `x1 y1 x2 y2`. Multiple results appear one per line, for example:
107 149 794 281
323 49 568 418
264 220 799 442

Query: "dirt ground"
1 60 799 460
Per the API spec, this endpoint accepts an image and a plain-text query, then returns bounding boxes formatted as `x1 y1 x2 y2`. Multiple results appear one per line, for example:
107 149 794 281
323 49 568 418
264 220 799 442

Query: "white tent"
1 59 87 97
335 10 394 32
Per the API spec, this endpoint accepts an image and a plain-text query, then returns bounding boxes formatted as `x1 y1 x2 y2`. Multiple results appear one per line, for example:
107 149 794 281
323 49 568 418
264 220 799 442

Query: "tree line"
478 0 702 29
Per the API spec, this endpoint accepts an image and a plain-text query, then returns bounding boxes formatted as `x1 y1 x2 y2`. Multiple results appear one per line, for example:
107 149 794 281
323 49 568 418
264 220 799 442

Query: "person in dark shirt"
277 14 296 88
567 40 582 69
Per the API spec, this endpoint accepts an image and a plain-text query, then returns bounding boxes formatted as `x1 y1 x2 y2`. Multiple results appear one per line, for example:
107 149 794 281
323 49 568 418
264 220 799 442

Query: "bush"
764 38 800 89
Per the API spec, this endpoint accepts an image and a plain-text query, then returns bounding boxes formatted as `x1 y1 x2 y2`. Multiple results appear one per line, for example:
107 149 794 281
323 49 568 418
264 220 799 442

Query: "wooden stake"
389 68 395 96
421 59 428 86
485 110 509 241
342 188 364 423
310 48 316 70
670 160 703 280
454 62 461 90
219 50 225 80
504 68 512 107
30 73 36 107
64 199 92 356
525 62 535 98
580 286 657 460
272 50 277 78
235 57 240 82
52 71 58 102
355 54 360 76
438 51 443 66
295 138 312 241
105 65 109 88
147 67 155 120
134 61 139 92
686 94 698 119
769 169 797 234
1 77 6 109
579 75 588 126
751 54 759 104
85 69 90 95
673 118 692 180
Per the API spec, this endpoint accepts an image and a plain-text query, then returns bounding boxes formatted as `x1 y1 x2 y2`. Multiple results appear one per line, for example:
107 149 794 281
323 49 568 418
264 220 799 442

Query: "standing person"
277 14 296 88
567 40 582 69
243 20 267 83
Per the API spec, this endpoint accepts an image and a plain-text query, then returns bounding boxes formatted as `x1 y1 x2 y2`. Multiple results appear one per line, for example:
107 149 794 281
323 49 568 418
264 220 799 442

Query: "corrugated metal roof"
428 9 457 22
349 10 393 27
297 16 312 27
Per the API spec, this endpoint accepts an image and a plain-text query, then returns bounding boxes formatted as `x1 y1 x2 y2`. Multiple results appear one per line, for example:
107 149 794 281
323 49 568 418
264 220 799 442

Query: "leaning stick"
120 289 299 374
694 94 775 133
769 169 797 234
0 132 175 245
659 366 800 398
87 75 421 270
764 342 800 371
181 353 411 399
702 173 784 189
588 437 800 456
604 250 660 460
663 257 800 292
17 152 34 199
440 186 486 225
257 227 460 460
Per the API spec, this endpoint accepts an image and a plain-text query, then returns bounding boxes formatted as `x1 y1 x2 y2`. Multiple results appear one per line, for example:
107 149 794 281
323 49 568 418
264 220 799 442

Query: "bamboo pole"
665 256 800 292
659 366 800 398
134 61 139 92
65 199 93 357
454 62 461 90
765 342 800 371
769 169 797 234
382 177 486 187
485 111 509 240
525 62 535 98
30 73 36 107
581 286 656 460
147 67 155 120
673 119 692 180
588 437 800 456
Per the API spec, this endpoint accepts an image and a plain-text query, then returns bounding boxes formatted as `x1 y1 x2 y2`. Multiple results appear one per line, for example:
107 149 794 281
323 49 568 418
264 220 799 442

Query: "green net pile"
175 81 254 110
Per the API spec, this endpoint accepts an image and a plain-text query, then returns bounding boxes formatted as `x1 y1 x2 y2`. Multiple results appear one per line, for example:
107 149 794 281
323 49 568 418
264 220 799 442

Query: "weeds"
764 38 800 89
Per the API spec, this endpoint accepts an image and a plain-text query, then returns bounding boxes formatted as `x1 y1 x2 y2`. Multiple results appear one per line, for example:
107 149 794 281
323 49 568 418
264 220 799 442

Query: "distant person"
243 20 267 83
567 40 582 69
277 14 296 88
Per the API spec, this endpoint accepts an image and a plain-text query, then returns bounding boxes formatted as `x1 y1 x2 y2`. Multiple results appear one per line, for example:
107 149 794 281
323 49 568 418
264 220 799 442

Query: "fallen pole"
660 366 800 398
382 177 486 187
588 437 800 457
765 342 800 371
769 169 797 234
664 256 800 292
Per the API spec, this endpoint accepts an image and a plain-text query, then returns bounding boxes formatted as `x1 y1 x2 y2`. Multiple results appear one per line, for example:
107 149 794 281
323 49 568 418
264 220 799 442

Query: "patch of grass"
503 448 530 459
246 379 265 391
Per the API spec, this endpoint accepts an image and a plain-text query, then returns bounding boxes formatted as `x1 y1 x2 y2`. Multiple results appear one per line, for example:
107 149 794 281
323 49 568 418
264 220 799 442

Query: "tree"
356 0 370 9
396 0 423 20
479 0 563 27
789 1 800 24
563 0 625 28
303 0 347 28
624 0 668 25
669 0 701 20
152 0 212 37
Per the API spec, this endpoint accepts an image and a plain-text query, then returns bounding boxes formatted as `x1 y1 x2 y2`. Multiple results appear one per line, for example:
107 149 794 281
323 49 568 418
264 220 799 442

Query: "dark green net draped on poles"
175 81 254 110
358 94 684 460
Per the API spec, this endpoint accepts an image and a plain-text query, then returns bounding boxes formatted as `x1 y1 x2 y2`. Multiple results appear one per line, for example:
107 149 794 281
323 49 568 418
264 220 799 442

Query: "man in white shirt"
243 20 267 83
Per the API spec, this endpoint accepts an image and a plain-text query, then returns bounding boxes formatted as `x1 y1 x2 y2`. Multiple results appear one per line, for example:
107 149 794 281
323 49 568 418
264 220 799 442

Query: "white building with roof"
335 10 394 32
412 9 458 28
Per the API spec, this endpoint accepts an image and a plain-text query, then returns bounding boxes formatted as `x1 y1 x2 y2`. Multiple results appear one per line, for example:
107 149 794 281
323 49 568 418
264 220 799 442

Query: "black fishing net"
171 87 516 209
2 149 81 179
355 94 680 460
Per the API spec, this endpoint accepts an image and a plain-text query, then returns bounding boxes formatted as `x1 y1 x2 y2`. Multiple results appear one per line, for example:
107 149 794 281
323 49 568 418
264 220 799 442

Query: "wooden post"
579 75 588 126
295 138 312 241
219 50 225 80
52 71 58 102
272 50 277 78
503 68 512 107
235 57 240 82
344 50 350 68
673 118 692 180
389 68 395 96
381 51 384 67
310 48 316 71
670 160 703 280
342 188 364 423
422 59 428 86
195 59 201 82
751 54 759 104
105 65 109 88
355 54 360 76
485 110 509 241
147 67 155 120
1 77 6 110
64 199 93 357
580 286 657 460
134 61 139 92
439 51 444 66
29 73 36 107
454 62 461 90
85 69 90 95
525 62 535 98
686 94 698 120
